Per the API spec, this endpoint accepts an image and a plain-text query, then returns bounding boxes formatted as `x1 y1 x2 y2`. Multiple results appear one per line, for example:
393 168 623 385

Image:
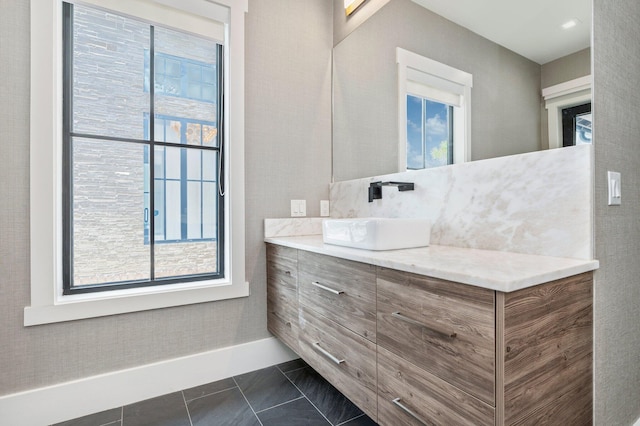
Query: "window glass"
64 2 223 293
71 138 150 285
71 5 150 140
406 95 454 170
562 103 592 147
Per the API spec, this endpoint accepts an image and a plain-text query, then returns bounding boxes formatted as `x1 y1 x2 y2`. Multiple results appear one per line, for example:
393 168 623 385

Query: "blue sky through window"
407 95 452 169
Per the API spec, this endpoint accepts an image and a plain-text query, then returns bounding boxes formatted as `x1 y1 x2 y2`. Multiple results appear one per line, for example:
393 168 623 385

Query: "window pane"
187 149 201 180
155 118 166 142
165 147 181 180
153 26 217 146
575 112 592 145
406 95 424 170
202 125 218 147
71 138 150 286
186 123 202 146
202 150 217 181
71 5 150 140
187 181 202 239
202 182 217 239
155 240 218 279
154 180 166 241
407 94 453 170
165 180 182 241
65 2 224 291
424 99 451 168
164 120 181 144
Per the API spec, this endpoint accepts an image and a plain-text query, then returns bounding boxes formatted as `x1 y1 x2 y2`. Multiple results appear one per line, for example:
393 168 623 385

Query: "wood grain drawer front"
378 346 494 426
266 244 299 351
266 244 298 290
377 267 496 405
502 273 593 426
298 305 377 421
298 250 376 342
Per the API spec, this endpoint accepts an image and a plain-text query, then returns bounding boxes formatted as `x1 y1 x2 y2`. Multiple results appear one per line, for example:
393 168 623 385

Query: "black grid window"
62 2 225 294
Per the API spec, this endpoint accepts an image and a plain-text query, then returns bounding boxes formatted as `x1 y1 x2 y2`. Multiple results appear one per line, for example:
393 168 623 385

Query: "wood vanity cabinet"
297 251 378 420
266 244 593 426
266 244 299 352
298 250 377 341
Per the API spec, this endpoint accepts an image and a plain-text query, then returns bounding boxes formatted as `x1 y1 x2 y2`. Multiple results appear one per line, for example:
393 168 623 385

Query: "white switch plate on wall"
320 200 330 217
608 171 621 206
290 200 306 217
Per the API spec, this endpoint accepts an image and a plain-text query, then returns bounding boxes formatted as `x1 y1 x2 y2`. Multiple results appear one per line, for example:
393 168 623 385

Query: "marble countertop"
264 235 599 293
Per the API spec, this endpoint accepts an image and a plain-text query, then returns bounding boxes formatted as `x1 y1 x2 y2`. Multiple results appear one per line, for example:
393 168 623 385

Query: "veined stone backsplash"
329 145 593 260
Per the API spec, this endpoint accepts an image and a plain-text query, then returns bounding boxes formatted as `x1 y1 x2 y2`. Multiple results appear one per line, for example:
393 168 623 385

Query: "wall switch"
320 200 330 217
291 200 306 217
608 171 621 206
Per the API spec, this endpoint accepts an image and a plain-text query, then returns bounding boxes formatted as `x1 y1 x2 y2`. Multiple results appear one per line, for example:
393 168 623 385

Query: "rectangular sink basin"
322 218 431 251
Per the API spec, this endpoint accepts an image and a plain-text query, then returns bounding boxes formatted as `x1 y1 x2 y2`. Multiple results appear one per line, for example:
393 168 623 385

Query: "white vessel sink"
322 218 431 251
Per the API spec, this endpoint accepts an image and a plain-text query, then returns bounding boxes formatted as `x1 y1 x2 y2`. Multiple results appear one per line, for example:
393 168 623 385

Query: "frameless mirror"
332 0 591 181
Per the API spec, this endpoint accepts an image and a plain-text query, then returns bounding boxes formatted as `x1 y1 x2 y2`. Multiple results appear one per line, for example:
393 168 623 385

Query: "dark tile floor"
52 359 378 426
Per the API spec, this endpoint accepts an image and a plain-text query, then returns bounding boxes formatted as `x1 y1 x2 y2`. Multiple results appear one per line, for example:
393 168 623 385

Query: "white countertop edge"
264 235 599 293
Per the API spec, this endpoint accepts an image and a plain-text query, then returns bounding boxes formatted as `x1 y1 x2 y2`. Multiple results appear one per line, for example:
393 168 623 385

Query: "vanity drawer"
298 250 376 341
377 267 496 405
378 346 494 426
298 305 377 421
266 244 299 351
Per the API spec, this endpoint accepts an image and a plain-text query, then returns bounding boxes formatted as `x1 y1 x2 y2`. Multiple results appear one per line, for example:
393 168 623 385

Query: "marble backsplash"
329 145 593 259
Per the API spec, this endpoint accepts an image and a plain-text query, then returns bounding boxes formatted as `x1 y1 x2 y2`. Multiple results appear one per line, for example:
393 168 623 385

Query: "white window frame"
397 47 472 171
542 75 592 149
26 0 248 326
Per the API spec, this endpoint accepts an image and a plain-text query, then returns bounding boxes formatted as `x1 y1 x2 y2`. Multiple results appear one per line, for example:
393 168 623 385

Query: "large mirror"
332 0 591 181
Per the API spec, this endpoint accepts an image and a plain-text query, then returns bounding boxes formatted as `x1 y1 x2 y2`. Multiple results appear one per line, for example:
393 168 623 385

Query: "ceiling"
411 0 591 65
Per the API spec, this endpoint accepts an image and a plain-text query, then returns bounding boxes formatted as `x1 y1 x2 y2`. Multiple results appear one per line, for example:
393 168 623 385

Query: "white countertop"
264 235 599 293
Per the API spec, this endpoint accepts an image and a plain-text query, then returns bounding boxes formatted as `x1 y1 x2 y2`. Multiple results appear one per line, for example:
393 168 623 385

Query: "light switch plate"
290 200 306 217
608 171 621 206
320 200 330 217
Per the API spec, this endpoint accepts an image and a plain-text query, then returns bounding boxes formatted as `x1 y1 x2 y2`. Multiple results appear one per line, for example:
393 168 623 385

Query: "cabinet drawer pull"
312 342 345 365
311 281 345 295
392 398 428 425
391 312 457 339
270 311 292 327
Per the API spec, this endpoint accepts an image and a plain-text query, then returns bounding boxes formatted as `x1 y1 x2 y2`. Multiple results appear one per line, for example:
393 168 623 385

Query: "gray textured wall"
541 47 591 89
332 0 390 45
332 0 542 182
593 1 640 424
0 0 332 396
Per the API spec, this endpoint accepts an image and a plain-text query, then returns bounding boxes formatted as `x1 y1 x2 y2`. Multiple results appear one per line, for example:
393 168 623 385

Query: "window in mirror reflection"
407 95 453 169
397 48 472 172
562 102 592 147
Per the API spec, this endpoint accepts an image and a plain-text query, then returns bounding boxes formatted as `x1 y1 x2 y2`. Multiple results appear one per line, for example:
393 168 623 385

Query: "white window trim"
397 47 472 171
542 75 592 149
26 0 248 326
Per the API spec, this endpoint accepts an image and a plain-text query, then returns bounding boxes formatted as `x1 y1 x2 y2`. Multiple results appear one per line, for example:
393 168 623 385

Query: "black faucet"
368 181 415 202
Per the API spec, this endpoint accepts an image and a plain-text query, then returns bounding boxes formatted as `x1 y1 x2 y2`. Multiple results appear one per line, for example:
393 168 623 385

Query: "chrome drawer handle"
391 312 457 339
311 281 345 295
312 342 345 365
392 398 428 425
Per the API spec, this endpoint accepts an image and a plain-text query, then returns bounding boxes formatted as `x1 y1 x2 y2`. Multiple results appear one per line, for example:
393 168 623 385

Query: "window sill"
24 280 249 326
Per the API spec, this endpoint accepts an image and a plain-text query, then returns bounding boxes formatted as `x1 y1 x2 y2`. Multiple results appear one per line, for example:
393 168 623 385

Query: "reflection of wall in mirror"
331 0 591 182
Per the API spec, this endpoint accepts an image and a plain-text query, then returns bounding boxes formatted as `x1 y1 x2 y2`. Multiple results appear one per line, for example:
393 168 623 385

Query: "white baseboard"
634 416 640 426
0 337 297 426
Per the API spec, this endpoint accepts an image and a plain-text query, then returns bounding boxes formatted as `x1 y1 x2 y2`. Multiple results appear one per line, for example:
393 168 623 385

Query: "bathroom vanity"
265 235 597 425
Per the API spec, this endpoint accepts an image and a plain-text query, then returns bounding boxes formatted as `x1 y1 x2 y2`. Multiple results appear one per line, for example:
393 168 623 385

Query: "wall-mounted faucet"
368 181 415 202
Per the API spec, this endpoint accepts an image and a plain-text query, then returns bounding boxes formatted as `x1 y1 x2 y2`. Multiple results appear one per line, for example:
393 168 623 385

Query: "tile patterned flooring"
52 359 378 426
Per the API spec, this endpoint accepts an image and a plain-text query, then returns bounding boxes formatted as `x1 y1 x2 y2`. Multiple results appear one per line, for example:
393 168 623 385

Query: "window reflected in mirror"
406 95 453 169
